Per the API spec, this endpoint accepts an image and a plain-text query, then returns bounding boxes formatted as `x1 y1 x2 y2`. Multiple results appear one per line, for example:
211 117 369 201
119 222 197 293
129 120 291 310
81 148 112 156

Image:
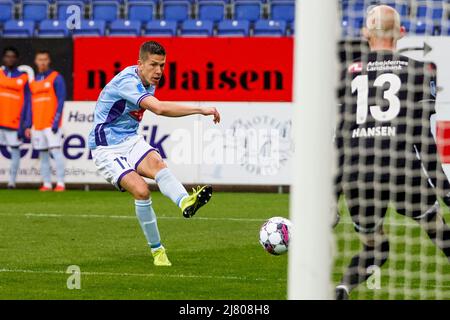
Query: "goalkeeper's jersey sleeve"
336 50 449 199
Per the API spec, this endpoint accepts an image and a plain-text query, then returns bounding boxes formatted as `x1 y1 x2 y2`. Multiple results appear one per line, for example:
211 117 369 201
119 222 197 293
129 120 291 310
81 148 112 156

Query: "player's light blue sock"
40 150 52 186
155 168 189 208
50 148 65 186
135 199 161 249
8 147 20 186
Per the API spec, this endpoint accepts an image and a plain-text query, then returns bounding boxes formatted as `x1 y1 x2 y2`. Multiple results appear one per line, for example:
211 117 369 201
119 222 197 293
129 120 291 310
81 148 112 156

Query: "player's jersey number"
114 157 130 170
352 73 402 124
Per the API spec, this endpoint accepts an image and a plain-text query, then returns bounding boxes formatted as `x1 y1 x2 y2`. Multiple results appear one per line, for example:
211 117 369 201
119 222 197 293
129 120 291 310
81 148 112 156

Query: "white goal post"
288 0 339 300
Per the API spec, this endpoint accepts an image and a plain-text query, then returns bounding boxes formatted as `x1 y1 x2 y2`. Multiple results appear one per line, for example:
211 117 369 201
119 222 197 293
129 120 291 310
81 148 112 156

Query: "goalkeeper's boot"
180 185 213 218
335 286 349 300
152 246 172 267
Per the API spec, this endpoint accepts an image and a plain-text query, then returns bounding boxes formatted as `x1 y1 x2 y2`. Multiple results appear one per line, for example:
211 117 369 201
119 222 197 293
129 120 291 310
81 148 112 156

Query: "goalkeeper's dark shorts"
343 170 444 234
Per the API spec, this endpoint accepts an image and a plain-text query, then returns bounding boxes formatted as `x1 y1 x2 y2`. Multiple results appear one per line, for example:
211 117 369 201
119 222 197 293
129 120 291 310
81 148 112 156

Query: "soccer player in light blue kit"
89 41 220 266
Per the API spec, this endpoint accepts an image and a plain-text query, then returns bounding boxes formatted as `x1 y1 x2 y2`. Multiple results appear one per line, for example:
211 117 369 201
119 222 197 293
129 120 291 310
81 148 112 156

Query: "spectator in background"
0 47 30 189
25 50 67 192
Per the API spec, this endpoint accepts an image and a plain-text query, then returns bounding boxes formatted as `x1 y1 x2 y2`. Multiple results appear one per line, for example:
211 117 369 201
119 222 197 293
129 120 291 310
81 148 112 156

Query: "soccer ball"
259 217 292 255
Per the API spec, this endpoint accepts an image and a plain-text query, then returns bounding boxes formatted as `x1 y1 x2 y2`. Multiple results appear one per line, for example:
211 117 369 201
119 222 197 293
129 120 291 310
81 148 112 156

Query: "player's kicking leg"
136 150 213 218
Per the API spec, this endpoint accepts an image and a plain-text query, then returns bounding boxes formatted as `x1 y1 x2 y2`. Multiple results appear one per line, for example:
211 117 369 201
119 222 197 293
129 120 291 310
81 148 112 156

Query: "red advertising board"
73 37 293 102
437 121 450 164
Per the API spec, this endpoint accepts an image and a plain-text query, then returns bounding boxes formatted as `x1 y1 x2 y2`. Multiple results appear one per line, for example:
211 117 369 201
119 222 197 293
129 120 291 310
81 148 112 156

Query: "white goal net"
289 0 450 301
333 0 450 300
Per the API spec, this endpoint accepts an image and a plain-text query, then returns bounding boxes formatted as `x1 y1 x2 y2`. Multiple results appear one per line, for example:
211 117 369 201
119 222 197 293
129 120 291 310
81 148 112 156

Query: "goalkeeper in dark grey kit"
334 4 450 300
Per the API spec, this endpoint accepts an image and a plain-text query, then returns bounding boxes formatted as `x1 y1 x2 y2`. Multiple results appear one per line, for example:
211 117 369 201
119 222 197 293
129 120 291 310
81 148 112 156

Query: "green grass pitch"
0 190 288 299
0 190 449 299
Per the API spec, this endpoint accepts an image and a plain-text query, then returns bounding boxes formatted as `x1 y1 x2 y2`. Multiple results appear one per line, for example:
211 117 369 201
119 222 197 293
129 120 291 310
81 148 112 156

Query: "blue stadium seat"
160 0 195 3
234 0 261 22
432 7 444 21
72 19 106 36
90 0 123 3
180 19 213 36
38 20 70 37
342 16 363 38
340 0 349 11
397 3 409 19
127 1 154 22
198 0 225 22
217 20 250 36
161 1 190 22
56 1 85 21
270 1 294 23
0 0 13 23
410 0 443 35
342 0 365 22
350 1 365 13
414 3 444 21
22 0 49 22
416 5 428 18
92 0 119 22
3 20 35 37
382 1 409 18
413 19 428 35
253 19 286 36
144 20 177 36
109 20 141 36
402 18 411 32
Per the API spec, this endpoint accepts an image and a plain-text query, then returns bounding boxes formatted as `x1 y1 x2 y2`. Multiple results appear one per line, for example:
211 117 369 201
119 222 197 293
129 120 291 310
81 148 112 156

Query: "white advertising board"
0 102 293 186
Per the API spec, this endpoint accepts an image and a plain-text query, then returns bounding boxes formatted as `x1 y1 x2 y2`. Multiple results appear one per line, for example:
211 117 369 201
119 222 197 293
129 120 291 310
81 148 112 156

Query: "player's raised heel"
180 185 213 218
152 247 172 266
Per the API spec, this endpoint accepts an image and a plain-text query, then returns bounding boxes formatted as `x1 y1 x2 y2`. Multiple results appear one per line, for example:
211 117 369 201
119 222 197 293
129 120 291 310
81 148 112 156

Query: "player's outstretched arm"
140 95 220 124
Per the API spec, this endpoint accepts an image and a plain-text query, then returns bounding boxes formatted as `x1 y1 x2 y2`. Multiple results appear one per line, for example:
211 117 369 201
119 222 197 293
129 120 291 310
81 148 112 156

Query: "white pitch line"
0 212 422 227
1 268 449 291
0 268 282 282
0 212 266 223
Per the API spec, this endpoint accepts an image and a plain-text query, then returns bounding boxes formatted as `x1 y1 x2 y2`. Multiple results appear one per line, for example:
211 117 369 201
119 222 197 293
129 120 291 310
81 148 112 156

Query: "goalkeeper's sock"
8 147 21 187
135 199 162 249
420 213 450 261
155 168 188 208
340 239 390 292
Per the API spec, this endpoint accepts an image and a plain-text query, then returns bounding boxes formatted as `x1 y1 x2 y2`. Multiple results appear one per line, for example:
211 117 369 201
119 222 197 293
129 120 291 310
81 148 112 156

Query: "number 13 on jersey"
352 73 402 124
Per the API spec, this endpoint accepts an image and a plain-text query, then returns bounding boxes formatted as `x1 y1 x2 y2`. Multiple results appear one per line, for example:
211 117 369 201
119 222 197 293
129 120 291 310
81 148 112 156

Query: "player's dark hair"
35 49 51 59
139 41 166 61
2 46 19 58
